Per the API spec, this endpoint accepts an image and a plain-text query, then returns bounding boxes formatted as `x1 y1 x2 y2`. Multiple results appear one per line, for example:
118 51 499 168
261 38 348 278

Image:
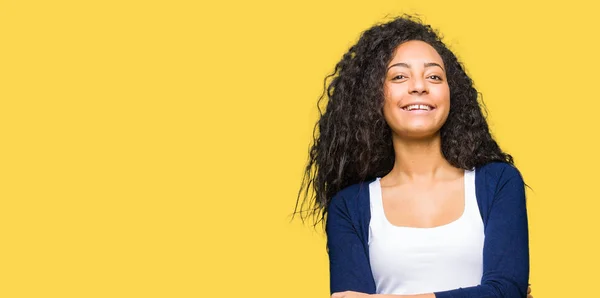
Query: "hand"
331 291 371 298
527 284 533 298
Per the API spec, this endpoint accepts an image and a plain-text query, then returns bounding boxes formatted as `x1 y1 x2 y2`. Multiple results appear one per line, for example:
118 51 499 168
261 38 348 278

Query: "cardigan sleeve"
434 166 530 298
326 191 377 295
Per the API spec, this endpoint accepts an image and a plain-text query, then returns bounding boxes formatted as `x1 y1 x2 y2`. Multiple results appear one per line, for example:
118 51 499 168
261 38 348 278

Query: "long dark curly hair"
293 14 514 228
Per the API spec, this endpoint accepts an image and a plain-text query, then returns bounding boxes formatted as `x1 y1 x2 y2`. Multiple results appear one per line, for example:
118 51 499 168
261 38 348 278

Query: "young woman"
294 15 532 298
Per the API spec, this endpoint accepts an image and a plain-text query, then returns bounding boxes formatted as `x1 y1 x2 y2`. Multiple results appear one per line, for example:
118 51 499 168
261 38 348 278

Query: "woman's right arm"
326 192 377 295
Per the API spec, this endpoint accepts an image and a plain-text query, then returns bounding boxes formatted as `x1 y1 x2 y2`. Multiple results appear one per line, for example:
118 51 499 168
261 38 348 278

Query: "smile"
401 104 434 111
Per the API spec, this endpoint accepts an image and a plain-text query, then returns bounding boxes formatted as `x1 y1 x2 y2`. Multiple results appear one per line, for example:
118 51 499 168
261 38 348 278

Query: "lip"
400 108 434 114
400 102 436 112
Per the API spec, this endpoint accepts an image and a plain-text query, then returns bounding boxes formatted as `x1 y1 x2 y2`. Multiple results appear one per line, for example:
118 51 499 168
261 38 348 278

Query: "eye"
428 75 443 81
392 74 407 80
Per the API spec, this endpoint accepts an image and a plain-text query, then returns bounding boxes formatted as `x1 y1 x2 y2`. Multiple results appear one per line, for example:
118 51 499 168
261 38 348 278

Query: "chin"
394 127 441 139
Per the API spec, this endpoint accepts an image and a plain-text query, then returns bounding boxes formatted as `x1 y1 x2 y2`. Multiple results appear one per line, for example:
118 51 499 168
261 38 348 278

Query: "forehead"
388 40 444 67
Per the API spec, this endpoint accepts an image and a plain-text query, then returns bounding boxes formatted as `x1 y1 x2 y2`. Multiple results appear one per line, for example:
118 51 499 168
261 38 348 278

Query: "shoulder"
326 179 375 242
474 162 527 225
328 179 373 210
475 162 526 206
326 179 375 225
475 161 524 186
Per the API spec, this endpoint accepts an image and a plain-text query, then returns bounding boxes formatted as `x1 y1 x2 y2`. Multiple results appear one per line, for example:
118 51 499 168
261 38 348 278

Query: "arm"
326 192 376 295
376 294 435 298
332 292 434 298
433 168 530 297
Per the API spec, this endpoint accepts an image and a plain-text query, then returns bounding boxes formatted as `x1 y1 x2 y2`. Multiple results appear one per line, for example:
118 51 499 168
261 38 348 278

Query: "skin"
379 40 463 230
331 40 533 298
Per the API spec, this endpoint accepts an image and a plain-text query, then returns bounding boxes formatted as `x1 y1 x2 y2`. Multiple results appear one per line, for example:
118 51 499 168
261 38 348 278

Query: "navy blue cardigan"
325 162 529 297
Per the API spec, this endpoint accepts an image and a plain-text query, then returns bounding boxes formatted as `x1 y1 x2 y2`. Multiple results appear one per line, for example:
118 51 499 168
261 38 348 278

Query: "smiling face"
383 40 450 139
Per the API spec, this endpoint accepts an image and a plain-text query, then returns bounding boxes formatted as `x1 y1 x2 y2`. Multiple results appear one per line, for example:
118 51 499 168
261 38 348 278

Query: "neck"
386 133 459 183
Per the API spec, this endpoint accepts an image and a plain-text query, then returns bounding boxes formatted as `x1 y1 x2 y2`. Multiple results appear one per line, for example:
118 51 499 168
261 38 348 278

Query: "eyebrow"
387 62 445 72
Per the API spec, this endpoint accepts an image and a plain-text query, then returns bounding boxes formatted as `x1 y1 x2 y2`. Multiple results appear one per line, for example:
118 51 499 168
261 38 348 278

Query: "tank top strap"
368 177 385 220
462 169 481 222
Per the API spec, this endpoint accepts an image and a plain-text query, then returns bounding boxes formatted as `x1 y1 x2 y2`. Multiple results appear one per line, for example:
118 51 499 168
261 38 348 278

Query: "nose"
408 77 428 95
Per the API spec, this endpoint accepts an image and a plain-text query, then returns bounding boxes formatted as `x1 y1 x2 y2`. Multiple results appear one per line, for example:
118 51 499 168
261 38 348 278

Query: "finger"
527 286 531 294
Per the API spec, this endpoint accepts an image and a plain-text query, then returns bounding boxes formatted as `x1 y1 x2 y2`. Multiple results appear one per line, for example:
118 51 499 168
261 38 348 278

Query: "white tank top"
368 169 484 295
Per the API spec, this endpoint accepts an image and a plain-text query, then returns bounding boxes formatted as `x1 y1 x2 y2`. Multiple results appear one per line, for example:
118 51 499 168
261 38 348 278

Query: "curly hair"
293 14 514 228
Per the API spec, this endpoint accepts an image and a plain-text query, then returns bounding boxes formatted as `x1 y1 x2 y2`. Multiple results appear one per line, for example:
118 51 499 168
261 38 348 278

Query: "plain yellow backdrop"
1 0 599 297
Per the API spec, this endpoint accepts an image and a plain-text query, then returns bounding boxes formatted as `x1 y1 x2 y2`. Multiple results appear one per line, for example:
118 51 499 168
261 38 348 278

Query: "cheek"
382 85 403 109
430 84 450 100
429 86 451 113
382 93 399 121
382 97 406 130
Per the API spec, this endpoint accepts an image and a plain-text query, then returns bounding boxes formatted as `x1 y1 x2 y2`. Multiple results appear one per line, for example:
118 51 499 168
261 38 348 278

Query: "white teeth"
403 104 433 111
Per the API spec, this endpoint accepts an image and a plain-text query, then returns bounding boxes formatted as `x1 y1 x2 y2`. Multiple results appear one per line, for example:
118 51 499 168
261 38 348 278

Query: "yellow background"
1 0 598 297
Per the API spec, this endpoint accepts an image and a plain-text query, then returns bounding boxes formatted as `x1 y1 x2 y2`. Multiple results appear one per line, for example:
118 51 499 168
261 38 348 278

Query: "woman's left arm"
433 166 530 297
332 292 434 298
